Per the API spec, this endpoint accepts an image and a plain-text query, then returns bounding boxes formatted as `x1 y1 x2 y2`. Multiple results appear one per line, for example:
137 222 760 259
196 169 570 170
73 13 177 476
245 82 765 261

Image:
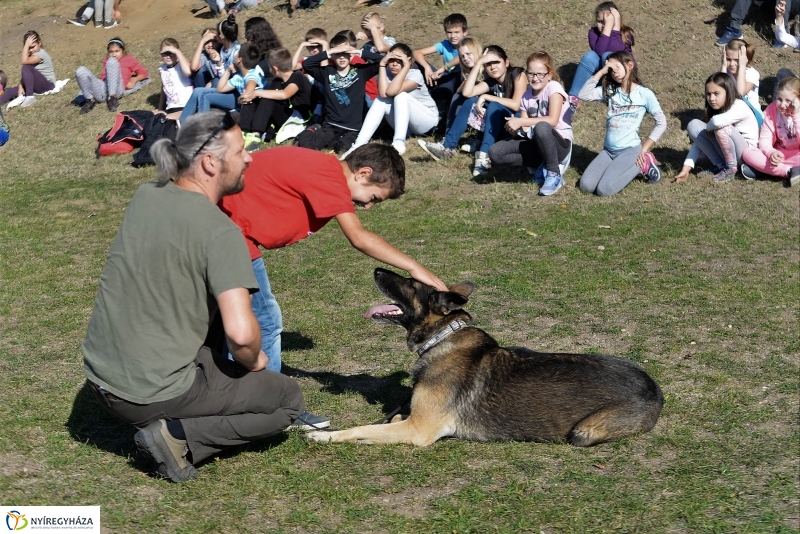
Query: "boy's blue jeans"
569 50 613 96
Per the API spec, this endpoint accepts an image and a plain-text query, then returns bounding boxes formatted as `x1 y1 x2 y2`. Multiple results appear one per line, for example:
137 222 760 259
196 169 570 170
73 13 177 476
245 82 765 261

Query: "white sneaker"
472 152 491 177
391 140 406 156
20 96 36 108
6 95 24 110
54 79 70 92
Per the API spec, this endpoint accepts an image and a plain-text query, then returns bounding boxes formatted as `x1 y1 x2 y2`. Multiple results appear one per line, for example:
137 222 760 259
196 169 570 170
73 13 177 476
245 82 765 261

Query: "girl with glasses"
488 51 573 196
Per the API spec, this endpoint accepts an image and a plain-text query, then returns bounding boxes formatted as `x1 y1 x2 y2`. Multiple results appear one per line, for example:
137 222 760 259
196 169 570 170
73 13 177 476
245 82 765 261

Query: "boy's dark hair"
703 72 738 121
329 34 351 48
344 144 405 199
268 48 293 73
218 14 239 43
305 27 327 41
239 42 261 70
443 13 468 31
245 16 282 60
334 30 357 48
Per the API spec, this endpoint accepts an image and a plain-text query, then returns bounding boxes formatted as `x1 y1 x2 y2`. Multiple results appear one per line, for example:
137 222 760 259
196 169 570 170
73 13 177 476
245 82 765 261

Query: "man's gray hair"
152 111 233 185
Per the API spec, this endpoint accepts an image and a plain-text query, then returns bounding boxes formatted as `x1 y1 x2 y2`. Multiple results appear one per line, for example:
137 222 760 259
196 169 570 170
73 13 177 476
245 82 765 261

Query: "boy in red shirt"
219 143 446 428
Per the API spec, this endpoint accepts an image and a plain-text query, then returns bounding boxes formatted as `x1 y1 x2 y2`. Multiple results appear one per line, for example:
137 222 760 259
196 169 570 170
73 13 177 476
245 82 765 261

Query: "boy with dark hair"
214 42 266 111
219 143 446 429
295 35 382 153
239 47 312 151
412 13 468 124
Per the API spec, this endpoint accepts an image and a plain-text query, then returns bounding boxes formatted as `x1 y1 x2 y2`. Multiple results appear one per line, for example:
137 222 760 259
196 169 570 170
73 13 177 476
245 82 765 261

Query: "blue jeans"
443 95 478 149
250 257 283 372
569 50 613 97
446 93 469 132
179 88 238 122
480 101 513 153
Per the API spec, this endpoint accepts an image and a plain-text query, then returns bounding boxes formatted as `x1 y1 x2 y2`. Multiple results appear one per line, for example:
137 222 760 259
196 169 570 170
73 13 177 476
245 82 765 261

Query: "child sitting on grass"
156 39 194 120
239 47 312 151
75 37 150 114
295 34 381 153
4 31 66 110
412 13 468 108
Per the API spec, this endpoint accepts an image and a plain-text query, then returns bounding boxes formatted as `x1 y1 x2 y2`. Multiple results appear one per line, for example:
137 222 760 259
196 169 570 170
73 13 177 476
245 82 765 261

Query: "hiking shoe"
528 165 545 186
106 95 119 112
6 95 25 110
472 155 491 177
715 27 743 46
459 137 481 154
20 96 36 108
104 19 120 29
244 132 266 153
391 140 406 156
741 163 756 180
789 167 800 187
712 167 737 183
418 139 453 161
80 100 96 114
539 170 564 196
290 411 330 431
134 420 197 483
640 152 662 184
68 17 89 26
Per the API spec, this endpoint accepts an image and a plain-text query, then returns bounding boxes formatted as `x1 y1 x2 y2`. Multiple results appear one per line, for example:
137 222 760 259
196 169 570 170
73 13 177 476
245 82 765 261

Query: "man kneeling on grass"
82 110 305 483
218 143 448 431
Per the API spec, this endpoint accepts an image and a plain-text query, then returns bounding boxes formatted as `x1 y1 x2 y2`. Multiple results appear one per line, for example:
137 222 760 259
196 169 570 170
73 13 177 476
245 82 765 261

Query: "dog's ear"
429 290 469 315
448 281 474 298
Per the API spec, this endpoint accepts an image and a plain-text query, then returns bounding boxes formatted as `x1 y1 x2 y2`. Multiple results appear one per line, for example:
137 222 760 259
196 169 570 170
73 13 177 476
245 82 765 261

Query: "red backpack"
96 112 146 157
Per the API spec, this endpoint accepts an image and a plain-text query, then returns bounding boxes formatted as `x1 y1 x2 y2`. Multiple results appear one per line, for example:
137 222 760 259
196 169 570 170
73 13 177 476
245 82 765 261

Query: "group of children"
2 3 799 190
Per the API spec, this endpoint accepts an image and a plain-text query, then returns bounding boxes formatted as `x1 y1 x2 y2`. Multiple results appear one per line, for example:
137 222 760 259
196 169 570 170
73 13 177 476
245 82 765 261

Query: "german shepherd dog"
306 268 663 447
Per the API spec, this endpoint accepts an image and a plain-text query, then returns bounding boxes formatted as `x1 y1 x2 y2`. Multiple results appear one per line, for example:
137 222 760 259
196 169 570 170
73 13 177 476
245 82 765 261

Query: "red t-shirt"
219 147 355 260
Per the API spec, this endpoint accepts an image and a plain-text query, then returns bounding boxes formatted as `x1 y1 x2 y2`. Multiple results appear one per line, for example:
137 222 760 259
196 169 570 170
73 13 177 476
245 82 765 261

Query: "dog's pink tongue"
364 304 400 319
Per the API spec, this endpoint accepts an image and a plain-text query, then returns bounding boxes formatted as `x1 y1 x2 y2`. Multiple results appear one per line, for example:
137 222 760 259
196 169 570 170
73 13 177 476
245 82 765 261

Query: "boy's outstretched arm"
335 212 447 291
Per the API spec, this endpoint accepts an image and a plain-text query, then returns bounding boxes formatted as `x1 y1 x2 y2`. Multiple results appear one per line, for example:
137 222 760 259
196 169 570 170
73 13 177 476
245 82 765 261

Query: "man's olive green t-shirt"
82 182 258 404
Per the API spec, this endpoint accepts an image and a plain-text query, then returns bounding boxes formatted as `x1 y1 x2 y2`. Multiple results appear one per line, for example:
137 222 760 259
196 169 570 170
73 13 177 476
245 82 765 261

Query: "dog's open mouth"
364 304 403 320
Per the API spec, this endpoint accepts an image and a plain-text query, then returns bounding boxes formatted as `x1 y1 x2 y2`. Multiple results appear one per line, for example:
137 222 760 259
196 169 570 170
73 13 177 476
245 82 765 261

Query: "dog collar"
416 319 468 356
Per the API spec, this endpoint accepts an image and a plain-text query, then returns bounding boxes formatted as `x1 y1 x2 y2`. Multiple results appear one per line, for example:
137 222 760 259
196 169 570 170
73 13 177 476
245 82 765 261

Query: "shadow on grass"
707 0 782 42
282 364 413 416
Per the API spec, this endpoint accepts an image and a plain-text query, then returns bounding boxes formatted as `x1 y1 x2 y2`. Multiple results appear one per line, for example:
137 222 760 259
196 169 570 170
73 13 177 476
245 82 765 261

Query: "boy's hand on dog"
408 266 448 291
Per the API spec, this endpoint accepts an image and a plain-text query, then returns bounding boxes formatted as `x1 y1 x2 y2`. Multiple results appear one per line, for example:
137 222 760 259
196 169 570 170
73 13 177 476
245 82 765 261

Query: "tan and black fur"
306 268 663 447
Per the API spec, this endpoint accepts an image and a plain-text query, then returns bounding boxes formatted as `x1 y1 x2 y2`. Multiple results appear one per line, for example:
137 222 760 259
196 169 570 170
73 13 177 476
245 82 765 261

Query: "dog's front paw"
305 430 335 443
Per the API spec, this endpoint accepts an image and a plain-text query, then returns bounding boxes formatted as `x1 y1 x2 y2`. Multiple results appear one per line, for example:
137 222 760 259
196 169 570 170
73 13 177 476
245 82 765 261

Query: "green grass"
1 0 799 532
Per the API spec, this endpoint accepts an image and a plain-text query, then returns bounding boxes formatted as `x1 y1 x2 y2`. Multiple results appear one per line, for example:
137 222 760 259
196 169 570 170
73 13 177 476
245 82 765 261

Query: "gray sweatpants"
75 57 150 102
579 145 642 196
687 119 748 170
94 0 114 23
88 346 305 464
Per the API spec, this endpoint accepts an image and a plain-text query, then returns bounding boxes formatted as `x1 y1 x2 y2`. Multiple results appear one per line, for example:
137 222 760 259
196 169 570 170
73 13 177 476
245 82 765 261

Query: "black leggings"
488 121 571 172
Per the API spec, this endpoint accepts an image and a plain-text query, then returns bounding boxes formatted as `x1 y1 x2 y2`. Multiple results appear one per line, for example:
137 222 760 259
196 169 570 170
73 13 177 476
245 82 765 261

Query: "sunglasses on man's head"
193 111 238 159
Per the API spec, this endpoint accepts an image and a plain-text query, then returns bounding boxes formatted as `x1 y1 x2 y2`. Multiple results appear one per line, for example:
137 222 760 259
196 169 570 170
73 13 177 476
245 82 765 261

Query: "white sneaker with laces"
20 96 37 108
391 140 406 155
6 95 25 110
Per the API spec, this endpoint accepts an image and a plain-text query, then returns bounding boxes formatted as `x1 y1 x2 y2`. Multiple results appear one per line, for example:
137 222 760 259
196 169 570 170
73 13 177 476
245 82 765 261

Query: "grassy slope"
1 0 798 532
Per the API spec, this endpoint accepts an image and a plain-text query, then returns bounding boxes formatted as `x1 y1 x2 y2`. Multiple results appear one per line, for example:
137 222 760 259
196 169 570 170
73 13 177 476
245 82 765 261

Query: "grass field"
0 0 798 532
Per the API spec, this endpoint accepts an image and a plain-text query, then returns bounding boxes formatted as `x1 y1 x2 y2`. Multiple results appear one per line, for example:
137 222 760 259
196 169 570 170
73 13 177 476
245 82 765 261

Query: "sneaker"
68 17 89 26
459 137 481 154
640 152 662 184
290 411 330 431
696 164 724 179
539 170 564 196
379 0 396 6
789 167 800 187
417 139 453 161
134 420 197 483
94 21 103 28
771 38 789 49
528 165 545 186
715 27 743 46
80 100 96 115
244 132 265 153
104 19 120 29
6 95 25 110
106 95 119 112
472 154 491 177
20 96 36 108
391 140 406 156
712 167 737 183
740 163 756 180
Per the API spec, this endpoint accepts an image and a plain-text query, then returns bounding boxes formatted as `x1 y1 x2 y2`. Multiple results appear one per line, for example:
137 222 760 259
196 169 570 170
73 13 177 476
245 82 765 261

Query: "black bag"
96 112 146 158
131 113 179 168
